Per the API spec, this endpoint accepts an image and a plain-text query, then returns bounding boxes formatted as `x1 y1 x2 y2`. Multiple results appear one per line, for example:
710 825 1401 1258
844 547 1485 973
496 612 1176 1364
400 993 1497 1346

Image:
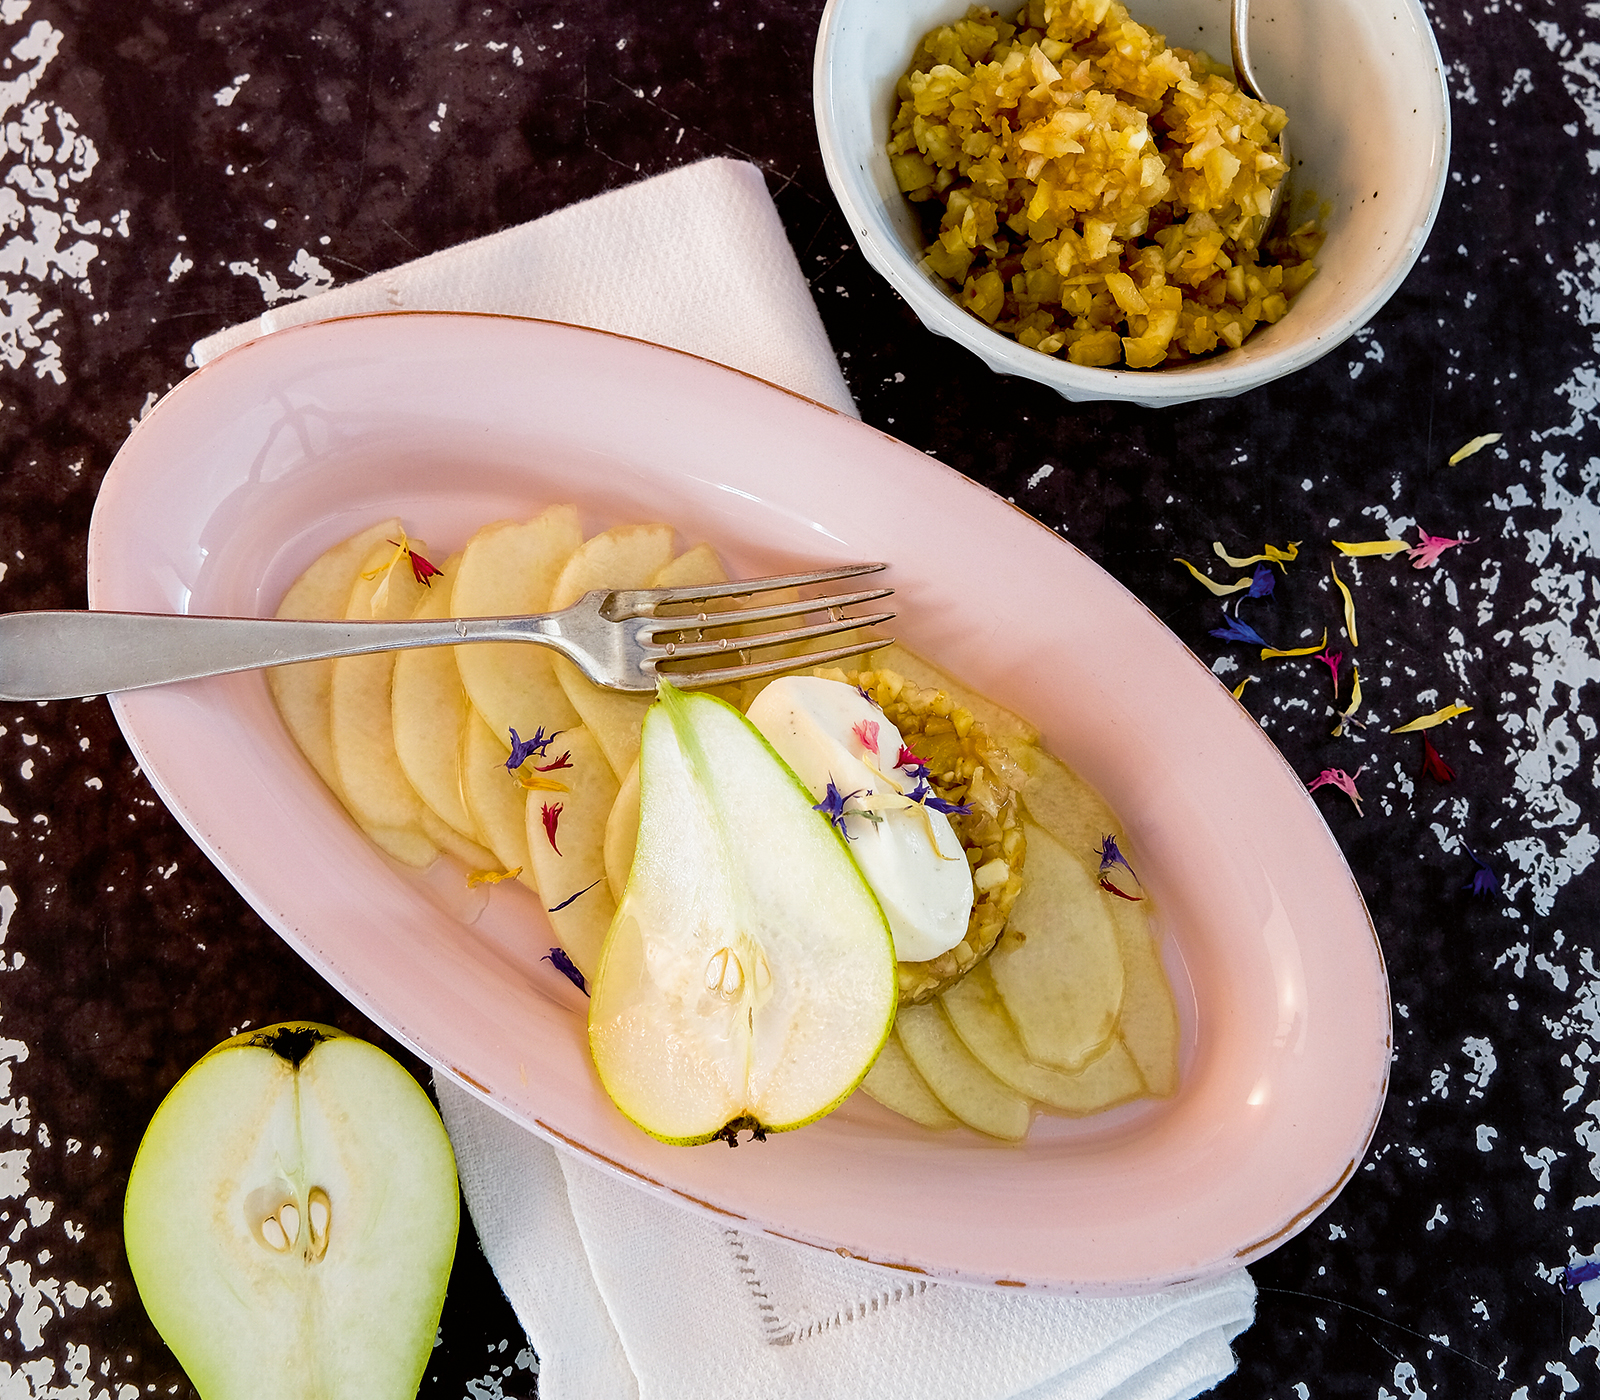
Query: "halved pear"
123 1023 458 1400
588 684 896 1144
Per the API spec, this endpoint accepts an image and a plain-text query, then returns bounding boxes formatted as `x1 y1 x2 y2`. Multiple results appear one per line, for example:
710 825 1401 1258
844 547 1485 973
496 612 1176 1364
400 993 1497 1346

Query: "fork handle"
0 610 572 701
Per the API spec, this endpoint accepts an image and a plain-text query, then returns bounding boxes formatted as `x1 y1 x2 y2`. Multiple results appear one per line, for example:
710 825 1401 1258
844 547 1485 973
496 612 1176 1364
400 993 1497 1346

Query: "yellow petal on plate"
466 866 522 889
1173 558 1251 596
1331 663 1364 737
1259 629 1328 660
1231 676 1256 700
1212 540 1299 570
1331 539 1409 557
1331 560 1358 648
1448 432 1501 465
1390 702 1473 733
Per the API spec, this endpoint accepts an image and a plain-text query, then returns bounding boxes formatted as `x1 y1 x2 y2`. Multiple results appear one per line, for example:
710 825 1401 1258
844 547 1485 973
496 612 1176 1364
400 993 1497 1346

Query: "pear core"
588 685 898 1145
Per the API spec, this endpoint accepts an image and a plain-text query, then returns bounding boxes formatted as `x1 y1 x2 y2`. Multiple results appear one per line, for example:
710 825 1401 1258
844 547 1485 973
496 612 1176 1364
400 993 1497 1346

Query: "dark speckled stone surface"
1 1 1597 1396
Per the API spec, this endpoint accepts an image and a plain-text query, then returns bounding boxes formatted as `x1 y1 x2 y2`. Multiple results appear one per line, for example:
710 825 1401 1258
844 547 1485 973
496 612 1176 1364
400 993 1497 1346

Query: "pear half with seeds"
123 1024 459 1400
589 684 897 1145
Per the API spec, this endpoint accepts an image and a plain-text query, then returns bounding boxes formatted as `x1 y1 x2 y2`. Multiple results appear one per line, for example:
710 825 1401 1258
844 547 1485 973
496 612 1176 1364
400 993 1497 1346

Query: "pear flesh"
589 685 897 1145
123 1024 459 1400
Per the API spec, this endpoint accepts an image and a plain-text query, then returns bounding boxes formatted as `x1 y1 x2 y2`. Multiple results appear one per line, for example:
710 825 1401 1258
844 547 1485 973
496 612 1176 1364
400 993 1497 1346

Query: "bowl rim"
812 0 1454 406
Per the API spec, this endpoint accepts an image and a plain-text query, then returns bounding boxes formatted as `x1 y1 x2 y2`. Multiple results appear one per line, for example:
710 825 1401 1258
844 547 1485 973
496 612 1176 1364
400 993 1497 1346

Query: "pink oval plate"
87 312 1389 1294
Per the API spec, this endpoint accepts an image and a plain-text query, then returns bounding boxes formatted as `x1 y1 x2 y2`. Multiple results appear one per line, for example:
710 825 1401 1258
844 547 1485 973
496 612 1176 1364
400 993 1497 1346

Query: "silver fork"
0 563 893 701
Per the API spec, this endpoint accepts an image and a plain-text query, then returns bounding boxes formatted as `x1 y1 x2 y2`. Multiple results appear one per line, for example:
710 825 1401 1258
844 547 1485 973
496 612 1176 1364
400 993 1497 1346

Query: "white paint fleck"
166 251 192 283
227 248 335 305
1026 463 1054 489
212 73 249 106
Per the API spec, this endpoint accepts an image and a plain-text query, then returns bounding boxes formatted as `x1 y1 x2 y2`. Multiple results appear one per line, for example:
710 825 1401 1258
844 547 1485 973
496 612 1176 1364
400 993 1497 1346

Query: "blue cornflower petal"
1209 612 1269 646
1097 833 1140 885
542 946 588 995
507 724 564 771
813 777 864 840
1247 563 1276 599
1464 847 1500 897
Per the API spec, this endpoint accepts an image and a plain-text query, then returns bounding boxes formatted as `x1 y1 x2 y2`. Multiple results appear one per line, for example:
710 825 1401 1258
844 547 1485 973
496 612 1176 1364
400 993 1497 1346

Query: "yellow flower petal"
1331 560 1358 648
1231 676 1256 700
1175 558 1252 596
515 772 571 793
1448 433 1502 466
1260 628 1329 660
467 865 523 888
1213 540 1301 571
1331 663 1363 737
1332 539 1409 557
1390 702 1473 733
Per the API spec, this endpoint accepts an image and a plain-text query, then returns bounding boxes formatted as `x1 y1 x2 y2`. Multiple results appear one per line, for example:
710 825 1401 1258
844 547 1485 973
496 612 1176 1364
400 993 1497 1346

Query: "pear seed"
705 946 745 998
307 1187 331 1260
278 1202 301 1247
261 1215 289 1252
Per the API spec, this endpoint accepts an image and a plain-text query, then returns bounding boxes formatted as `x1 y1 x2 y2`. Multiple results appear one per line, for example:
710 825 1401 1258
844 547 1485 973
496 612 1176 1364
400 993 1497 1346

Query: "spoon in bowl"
1229 0 1290 242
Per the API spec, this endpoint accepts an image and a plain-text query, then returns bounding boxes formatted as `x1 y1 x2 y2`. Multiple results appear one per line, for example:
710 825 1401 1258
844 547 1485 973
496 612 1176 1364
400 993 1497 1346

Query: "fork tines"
629 562 894 688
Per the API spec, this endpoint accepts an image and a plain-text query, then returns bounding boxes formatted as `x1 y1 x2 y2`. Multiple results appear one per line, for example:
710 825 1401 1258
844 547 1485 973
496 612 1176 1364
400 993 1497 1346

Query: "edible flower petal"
1420 732 1455 783
1260 628 1329 660
1331 663 1365 737
1315 647 1342 697
540 801 564 855
542 946 588 994
1213 540 1300 571
1098 877 1144 902
466 866 522 888
1448 433 1502 466
506 725 564 770
1330 561 1358 647
852 719 881 756
1097 833 1139 886
1307 764 1367 816
1332 539 1409 557
392 540 443 586
1175 558 1251 596
1408 529 1473 569
907 776 973 817
1391 703 1473 733
1231 676 1256 701
1210 612 1268 646
1246 563 1277 600
1464 847 1499 898
360 528 416 582
813 777 865 839
549 878 604 913
895 744 930 778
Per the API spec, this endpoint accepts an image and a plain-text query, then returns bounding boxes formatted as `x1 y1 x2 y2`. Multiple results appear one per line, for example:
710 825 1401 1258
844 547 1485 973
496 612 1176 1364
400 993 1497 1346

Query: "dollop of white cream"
745 676 973 963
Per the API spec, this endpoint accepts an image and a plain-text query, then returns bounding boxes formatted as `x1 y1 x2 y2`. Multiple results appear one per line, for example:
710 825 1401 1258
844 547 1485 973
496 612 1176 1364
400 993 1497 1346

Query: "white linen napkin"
191 156 1255 1400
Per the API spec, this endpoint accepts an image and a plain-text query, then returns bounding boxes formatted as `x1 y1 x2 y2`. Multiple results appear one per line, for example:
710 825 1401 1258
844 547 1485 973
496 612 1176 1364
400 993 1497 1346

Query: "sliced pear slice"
392 552 482 846
894 1000 1030 1141
1109 899 1180 1096
459 714 535 888
329 540 439 868
452 508 583 745
603 758 642 903
985 819 1123 1072
858 1031 959 1130
941 963 1145 1115
269 518 402 798
123 1024 458 1400
523 725 618 982
588 685 896 1145
547 523 677 781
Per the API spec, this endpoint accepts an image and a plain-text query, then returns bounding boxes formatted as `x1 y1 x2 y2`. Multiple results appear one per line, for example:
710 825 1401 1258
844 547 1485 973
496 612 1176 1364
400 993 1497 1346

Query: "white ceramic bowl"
814 0 1451 406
